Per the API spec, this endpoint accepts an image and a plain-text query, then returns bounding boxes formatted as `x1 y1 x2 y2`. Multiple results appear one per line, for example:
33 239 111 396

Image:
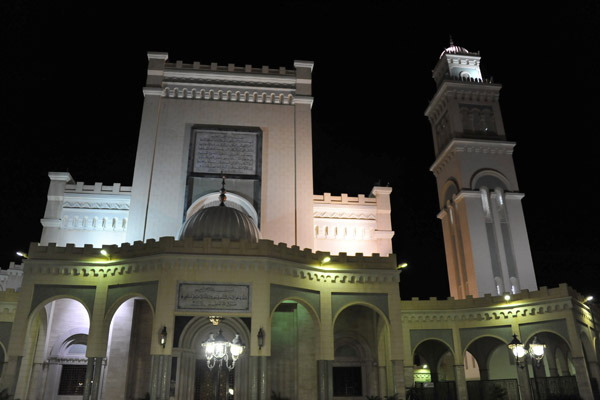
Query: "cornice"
163 70 297 87
313 211 376 220
25 237 398 285
430 139 516 177
159 84 296 105
24 255 399 285
401 297 573 323
62 201 130 210
425 80 501 117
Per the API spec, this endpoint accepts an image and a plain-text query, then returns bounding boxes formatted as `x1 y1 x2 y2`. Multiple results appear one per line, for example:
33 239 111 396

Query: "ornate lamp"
202 329 245 371
528 336 546 366
508 334 526 360
508 334 545 368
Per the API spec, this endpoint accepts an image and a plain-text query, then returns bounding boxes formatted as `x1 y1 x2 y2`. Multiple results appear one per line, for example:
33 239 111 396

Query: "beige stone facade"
0 47 598 400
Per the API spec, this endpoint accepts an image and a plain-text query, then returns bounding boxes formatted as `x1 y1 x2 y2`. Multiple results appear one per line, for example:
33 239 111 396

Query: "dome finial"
219 173 227 206
449 35 454 47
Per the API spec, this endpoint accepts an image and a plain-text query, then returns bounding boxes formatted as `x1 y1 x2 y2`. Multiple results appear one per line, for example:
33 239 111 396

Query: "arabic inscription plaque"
177 283 251 312
193 130 257 175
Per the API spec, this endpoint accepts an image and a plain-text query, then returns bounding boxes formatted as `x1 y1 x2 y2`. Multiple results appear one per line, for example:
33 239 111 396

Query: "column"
257 356 268 400
83 357 106 400
317 359 331 400
515 362 533 400
378 365 387 396
150 355 172 400
572 357 595 400
478 367 490 381
545 346 559 377
586 361 600 398
318 289 333 400
453 365 468 400
390 360 404 399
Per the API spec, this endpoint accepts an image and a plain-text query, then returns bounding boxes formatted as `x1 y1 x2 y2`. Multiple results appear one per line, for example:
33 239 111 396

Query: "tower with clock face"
425 43 538 299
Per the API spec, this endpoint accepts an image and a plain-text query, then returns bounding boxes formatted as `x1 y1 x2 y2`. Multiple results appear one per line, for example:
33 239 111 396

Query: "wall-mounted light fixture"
320 256 331 266
585 295 594 303
257 328 265 350
100 249 110 261
16 251 28 259
160 326 167 348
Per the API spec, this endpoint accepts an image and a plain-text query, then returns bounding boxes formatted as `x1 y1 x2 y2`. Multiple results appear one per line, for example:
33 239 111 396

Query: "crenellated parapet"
312 187 394 257
0 289 19 321
24 237 399 284
40 172 130 247
144 52 313 107
400 283 596 324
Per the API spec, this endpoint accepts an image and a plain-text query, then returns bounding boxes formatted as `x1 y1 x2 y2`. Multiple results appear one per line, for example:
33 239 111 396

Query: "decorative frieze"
24 237 398 284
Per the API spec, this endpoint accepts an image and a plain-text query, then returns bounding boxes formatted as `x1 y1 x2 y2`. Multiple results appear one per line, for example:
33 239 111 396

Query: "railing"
467 379 519 400
412 381 456 400
530 376 579 400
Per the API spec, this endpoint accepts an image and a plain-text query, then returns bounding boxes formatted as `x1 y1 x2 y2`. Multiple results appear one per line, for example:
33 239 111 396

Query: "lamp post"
508 334 546 400
202 328 245 400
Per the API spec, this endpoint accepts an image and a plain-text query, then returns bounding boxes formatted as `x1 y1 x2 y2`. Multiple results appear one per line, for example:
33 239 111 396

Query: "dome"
439 44 470 59
178 205 261 242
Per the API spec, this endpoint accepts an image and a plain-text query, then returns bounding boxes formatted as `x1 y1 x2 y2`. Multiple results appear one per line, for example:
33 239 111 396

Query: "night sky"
1 2 598 299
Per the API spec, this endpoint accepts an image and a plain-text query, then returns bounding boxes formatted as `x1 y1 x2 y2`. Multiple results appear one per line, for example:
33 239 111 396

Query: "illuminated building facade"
0 46 597 400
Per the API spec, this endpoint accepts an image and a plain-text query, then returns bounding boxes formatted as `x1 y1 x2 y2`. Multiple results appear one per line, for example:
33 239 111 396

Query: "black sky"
1 2 599 299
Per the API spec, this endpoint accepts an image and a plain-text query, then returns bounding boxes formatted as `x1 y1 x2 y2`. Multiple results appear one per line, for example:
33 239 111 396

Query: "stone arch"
462 334 509 355
413 338 456 384
48 327 89 358
523 329 571 353
520 331 574 379
102 296 154 399
18 298 90 399
176 316 251 399
412 338 455 359
44 328 89 397
333 304 392 397
185 191 259 226
29 289 94 322
441 179 459 206
269 297 321 329
28 294 91 333
103 292 155 333
332 301 390 330
270 299 320 398
464 335 513 381
471 169 510 191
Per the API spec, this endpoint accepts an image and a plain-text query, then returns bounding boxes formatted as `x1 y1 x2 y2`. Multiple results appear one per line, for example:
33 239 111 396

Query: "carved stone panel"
193 130 258 176
177 283 251 312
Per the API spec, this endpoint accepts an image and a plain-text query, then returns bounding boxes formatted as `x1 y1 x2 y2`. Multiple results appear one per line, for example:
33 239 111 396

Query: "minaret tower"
425 41 537 299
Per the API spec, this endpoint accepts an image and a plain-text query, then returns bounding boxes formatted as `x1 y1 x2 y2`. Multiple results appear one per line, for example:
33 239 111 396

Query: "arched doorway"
102 296 154 399
413 339 456 400
17 297 91 399
523 332 580 399
463 336 517 400
333 304 392 399
175 317 250 400
270 299 319 399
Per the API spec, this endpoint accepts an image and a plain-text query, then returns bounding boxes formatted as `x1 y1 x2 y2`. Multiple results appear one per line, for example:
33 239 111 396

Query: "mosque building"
0 44 597 400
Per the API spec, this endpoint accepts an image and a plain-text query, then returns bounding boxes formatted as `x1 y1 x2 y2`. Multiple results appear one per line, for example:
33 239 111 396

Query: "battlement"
313 193 377 206
401 283 585 309
145 53 313 105
27 236 397 271
64 181 132 195
439 73 497 85
164 60 298 78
